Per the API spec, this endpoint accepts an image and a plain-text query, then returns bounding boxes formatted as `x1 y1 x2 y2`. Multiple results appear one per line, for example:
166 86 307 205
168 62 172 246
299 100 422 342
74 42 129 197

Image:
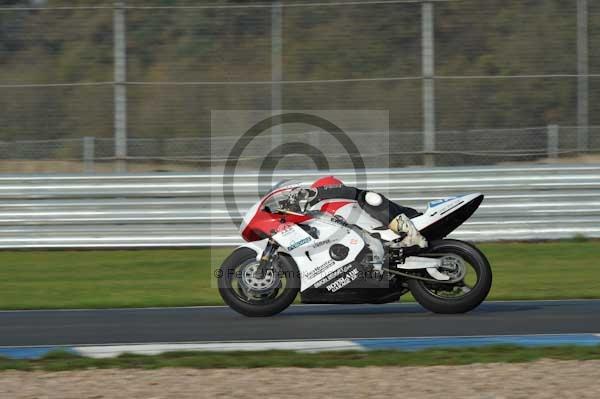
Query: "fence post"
114 0 128 172
577 0 589 154
271 1 283 153
547 125 559 160
422 1 436 167
83 136 95 173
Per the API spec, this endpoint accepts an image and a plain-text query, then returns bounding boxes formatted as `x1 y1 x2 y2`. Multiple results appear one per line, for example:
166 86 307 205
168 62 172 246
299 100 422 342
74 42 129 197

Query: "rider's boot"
388 213 428 248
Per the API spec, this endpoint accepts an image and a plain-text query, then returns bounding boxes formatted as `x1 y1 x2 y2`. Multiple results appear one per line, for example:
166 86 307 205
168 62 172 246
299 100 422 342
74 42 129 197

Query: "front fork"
255 239 278 279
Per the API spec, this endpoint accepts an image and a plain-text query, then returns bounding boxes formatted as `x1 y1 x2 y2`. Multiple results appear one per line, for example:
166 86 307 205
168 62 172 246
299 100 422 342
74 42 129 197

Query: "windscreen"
261 180 306 212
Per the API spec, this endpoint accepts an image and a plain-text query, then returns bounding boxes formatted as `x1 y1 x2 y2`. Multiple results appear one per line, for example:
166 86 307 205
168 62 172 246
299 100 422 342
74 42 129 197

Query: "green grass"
480 240 600 300
0 241 598 310
0 248 230 309
2 345 600 371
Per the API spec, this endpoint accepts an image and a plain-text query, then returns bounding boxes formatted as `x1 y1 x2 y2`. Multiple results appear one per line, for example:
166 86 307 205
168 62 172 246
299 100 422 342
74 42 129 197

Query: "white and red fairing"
238 182 366 291
237 177 483 291
239 185 313 242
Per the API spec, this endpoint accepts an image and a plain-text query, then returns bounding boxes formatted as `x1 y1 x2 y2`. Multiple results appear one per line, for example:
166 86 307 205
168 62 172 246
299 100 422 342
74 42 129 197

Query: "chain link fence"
0 125 594 173
0 0 599 173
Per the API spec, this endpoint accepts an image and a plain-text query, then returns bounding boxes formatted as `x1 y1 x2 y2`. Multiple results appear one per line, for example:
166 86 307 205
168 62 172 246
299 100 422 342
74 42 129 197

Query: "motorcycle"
218 178 492 317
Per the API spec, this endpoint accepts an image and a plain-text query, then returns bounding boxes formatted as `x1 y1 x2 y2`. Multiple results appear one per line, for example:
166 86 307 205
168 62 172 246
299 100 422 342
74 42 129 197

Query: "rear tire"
408 239 492 314
218 248 299 317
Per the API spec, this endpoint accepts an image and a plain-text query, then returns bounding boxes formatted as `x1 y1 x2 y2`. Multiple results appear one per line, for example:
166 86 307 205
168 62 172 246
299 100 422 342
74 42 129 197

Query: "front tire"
408 239 492 314
218 248 299 317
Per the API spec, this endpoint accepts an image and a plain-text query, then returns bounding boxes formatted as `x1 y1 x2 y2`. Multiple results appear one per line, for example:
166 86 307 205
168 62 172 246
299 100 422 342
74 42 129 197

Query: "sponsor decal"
304 259 335 280
428 196 459 208
349 238 359 245
276 223 298 236
286 237 312 251
276 223 293 233
326 267 359 292
312 239 331 249
440 200 464 216
313 263 354 288
330 216 346 225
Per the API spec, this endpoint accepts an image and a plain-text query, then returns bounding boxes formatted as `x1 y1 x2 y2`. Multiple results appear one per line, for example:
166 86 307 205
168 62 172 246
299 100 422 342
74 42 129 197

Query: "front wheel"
408 239 492 314
218 248 299 317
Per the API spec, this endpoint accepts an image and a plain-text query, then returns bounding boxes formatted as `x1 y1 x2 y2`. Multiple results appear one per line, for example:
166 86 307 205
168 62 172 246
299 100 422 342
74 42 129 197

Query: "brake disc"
240 262 280 293
438 255 467 281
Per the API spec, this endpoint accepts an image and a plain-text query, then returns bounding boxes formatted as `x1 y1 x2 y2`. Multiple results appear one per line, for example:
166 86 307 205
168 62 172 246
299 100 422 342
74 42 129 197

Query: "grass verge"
0 241 598 309
2 345 600 371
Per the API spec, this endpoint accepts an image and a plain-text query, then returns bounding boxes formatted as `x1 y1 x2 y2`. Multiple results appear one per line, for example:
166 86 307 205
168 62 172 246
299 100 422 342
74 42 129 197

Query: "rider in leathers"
305 176 428 248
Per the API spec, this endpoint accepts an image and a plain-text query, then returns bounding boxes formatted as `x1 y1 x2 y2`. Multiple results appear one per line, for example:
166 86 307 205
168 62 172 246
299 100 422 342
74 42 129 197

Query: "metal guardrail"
0 164 599 248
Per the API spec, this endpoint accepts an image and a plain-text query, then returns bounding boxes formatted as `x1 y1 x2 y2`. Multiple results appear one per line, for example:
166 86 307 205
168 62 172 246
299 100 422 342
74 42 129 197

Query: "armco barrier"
0 164 598 248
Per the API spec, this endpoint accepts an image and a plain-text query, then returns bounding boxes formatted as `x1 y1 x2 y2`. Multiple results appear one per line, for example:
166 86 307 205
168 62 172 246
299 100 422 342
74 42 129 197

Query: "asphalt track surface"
1 300 599 347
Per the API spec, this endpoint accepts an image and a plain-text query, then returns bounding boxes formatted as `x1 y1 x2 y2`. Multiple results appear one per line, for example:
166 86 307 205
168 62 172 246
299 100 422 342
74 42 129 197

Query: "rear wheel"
408 239 492 314
218 248 299 317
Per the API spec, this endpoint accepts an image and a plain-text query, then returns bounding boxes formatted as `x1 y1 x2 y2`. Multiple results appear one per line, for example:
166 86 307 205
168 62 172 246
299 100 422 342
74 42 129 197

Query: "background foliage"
0 0 598 142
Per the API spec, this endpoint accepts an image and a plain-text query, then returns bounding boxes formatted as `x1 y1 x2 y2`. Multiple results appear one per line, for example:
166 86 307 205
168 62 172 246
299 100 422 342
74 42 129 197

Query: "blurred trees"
0 0 595 140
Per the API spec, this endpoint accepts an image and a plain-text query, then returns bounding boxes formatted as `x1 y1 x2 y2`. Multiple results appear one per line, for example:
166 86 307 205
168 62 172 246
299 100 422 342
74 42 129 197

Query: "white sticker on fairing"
304 259 335 280
273 217 365 291
286 237 312 251
326 267 359 292
313 263 354 288
272 225 312 252
312 239 332 249
428 196 458 208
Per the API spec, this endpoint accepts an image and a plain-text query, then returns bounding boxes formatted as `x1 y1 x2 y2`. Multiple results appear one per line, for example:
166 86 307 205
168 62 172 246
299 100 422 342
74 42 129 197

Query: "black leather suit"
308 186 420 225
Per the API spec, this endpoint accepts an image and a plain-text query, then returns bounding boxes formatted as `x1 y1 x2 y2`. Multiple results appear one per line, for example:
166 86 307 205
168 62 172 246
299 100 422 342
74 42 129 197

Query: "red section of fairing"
242 209 313 242
320 201 354 215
